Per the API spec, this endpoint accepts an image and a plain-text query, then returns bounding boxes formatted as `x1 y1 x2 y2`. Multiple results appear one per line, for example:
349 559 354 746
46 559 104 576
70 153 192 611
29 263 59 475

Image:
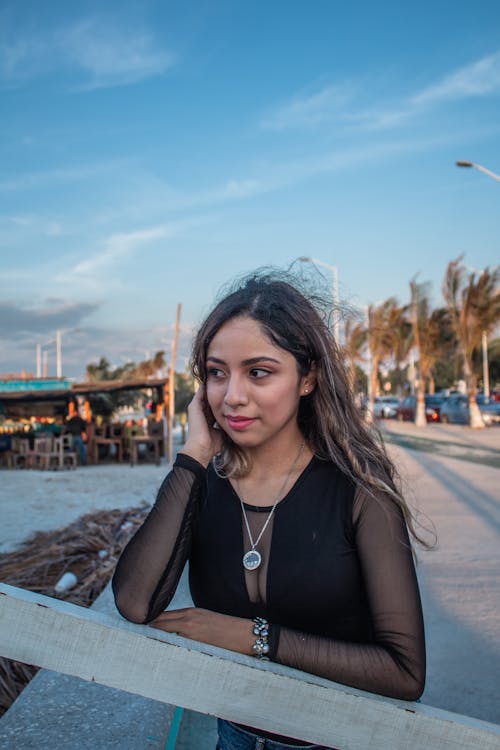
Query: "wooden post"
167 303 181 464
1 584 500 749
83 400 92 422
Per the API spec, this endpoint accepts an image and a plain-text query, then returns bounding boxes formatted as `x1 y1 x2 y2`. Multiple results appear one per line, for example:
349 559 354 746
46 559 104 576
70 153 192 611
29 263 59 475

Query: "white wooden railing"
1 583 500 750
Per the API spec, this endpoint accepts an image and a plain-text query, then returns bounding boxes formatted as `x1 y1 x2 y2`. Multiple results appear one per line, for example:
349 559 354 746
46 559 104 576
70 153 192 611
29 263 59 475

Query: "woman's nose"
223 375 249 407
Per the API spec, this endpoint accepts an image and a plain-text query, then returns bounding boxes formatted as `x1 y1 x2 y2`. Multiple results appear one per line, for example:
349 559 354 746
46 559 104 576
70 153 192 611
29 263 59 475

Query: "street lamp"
298 256 340 342
456 160 500 183
35 328 80 379
36 338 55 378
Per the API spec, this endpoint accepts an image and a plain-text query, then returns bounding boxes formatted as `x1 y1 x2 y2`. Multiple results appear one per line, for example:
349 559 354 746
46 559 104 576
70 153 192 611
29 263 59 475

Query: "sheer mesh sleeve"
273 490 425 700
112 453 206 623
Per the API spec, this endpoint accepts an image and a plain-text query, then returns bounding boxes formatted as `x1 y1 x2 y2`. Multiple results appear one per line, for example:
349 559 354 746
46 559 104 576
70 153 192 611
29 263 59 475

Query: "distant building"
0 378 73 393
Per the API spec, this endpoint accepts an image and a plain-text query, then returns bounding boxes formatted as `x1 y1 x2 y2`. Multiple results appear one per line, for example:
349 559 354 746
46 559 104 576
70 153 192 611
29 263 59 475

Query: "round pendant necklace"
236 440 305 571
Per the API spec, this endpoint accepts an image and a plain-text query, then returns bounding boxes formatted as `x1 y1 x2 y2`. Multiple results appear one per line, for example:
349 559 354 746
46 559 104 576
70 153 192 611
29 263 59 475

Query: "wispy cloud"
261 51 500 134
186 178 262 206
58 224 180 286
89 131 466 222
3 214 63 236
412 51 500 106
0 14 175 90
0 32 50 85
0 213 69 254
59 18 175 90
260 84 354 131
121 132 456 219
0 159 130 191
254 134 456 189
9 215 32 227
358 53 500 129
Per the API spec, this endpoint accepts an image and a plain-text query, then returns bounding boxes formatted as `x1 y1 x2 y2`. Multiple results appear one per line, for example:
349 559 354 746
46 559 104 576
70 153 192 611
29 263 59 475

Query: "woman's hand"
150 607 254 655
181 386 223 466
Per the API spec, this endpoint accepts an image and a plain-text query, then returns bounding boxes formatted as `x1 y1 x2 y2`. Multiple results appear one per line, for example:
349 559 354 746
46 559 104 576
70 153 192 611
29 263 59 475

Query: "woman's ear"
300 361 317 396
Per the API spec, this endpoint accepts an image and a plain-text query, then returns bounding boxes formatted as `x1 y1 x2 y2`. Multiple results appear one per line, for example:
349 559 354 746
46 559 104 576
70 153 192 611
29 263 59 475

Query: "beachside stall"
0 378 169 469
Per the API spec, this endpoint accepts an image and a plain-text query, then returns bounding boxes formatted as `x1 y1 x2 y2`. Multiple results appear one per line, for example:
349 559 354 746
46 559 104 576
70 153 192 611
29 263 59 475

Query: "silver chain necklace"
235 441 305 571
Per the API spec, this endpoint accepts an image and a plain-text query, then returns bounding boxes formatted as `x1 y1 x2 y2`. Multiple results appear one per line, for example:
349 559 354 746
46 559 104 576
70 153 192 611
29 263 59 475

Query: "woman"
112 272 426 749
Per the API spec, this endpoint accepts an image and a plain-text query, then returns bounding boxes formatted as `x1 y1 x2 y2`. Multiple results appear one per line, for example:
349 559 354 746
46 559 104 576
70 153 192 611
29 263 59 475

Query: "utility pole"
36 344 42 378
56 330 62 378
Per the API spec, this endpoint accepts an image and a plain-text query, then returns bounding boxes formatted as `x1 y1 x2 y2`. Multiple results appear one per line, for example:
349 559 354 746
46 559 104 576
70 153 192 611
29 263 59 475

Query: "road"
380 420 500 723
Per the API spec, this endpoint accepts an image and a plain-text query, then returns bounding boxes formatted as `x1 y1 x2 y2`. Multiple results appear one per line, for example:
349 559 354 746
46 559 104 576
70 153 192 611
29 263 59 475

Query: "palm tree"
342 311 367 393
152 350 166 375
427 307 458 392
366 298 399 420
443 258 500 428
132 350 166 379
409 280 443 426
387 303 412 397
85 357 113 382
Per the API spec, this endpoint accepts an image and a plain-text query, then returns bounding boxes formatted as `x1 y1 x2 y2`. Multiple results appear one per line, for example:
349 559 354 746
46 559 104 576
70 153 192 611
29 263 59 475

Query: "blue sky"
1 0 499 378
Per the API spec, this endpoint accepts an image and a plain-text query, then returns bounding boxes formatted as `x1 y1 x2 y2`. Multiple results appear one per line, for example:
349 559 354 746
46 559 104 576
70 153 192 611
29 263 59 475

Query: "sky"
1 0 499 379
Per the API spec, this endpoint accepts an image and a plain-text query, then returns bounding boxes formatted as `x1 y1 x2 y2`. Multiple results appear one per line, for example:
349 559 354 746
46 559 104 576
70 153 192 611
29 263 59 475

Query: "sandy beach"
1 424 499 726
0 462 169 555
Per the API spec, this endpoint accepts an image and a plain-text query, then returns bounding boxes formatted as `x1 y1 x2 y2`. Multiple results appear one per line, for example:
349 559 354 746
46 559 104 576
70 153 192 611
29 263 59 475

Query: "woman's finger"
153 607 192 619
150 607 201 628
150 610 202 636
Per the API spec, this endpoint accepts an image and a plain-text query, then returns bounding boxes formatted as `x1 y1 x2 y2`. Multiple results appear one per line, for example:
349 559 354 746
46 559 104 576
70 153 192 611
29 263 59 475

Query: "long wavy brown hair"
192 270 429 547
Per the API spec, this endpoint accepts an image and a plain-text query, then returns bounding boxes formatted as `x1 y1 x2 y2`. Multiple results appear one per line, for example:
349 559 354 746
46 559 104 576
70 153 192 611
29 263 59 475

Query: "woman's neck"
245 427 305 474
234 427 313 504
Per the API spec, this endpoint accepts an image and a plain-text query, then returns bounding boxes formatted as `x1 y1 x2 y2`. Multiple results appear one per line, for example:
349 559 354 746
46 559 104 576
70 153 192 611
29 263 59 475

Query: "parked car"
441 394 500 425
396 395 443 423
373 396 400 419
424 394 446 420
478 390 500 403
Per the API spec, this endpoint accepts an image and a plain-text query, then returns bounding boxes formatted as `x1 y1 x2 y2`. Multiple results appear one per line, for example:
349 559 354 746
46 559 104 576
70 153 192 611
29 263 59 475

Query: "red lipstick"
225 416 256 431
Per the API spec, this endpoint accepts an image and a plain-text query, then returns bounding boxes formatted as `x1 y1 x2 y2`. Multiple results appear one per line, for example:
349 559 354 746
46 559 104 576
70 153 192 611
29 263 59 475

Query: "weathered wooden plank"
0 583 175 750
1 584 499 750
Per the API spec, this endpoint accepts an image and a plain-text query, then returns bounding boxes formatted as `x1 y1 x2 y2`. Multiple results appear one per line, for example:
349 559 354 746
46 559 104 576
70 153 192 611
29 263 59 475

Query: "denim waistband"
216 719 336 750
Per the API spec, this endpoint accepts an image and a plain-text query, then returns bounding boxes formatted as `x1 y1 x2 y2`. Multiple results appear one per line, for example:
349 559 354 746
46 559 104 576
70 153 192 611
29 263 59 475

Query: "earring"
304 388 309 394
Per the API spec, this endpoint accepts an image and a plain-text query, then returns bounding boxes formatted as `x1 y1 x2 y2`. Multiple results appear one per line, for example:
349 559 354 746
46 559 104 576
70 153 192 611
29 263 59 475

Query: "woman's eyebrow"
206 355 281 365
242 356 281 366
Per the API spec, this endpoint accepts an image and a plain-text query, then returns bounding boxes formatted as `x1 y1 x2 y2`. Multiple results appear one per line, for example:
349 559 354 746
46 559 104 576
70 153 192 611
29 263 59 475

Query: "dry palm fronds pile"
0 504 149 717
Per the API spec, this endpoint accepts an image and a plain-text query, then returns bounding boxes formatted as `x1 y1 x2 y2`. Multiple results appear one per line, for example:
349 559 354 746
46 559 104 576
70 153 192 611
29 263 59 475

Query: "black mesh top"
112 452 425 705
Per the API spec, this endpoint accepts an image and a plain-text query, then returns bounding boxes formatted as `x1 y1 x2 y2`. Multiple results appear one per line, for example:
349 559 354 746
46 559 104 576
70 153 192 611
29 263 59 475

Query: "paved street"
380 420 500 723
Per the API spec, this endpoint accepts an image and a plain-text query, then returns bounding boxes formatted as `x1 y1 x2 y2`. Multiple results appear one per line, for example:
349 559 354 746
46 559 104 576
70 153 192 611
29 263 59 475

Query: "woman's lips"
225 416 257 431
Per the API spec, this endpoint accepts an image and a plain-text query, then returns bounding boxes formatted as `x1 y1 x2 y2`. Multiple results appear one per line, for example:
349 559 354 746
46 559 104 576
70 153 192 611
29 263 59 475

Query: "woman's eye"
207 367 225 378
249 368 271 379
